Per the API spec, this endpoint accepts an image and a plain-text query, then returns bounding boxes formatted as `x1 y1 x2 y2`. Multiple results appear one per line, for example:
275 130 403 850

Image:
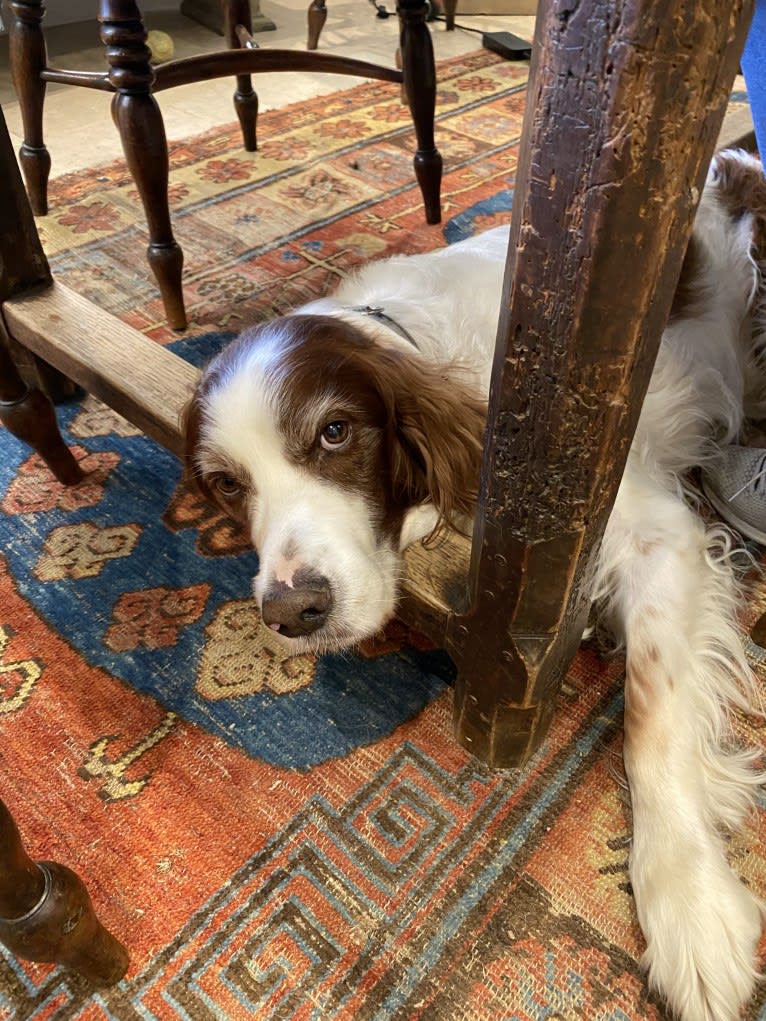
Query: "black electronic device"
482 31 532 60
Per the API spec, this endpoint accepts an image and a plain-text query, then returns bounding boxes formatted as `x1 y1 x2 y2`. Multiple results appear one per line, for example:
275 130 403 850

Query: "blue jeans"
742 0 766 155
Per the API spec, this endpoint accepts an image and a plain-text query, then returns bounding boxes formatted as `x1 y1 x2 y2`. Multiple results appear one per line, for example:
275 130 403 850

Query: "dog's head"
183 314 487 652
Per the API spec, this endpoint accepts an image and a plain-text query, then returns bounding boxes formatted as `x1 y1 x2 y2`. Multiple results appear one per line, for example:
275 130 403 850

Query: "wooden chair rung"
235 24 258 49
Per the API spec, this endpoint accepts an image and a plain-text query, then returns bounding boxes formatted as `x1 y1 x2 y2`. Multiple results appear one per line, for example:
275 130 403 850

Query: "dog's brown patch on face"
262 315 487 544
711 151 766 256
268 317 416 543
181 392 252 519
204 470 252 522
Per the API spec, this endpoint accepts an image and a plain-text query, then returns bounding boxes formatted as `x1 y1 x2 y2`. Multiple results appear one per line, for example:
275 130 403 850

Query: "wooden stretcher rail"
152 50 404 93
40 51 404 94
401 532 473 631
2 282 199 457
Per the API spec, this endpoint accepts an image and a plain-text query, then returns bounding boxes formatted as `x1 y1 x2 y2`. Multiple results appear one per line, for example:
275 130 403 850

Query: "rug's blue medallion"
0 333 453 769
444 190 514 244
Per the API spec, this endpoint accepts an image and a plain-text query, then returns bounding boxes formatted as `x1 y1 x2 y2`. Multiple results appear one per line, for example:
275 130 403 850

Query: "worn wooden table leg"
223 0 259 151
98 0 186 331
307 0 328 50
448 0 752 767
397 0 441 225
6 0 51 216
0 799 128 985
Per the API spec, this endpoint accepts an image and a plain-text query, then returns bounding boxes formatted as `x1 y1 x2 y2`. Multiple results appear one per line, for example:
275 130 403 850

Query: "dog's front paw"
634 848 762 1021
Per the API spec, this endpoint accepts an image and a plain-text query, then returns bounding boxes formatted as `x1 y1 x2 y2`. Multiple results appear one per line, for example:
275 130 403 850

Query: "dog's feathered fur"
185 150 766 1021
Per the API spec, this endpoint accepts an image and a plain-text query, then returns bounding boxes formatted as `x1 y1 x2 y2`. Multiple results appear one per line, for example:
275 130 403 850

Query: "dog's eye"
213 475 242 497
320 421 351 450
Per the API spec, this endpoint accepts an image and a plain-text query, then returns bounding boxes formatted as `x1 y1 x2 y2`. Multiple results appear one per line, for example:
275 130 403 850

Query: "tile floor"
0 3 535 178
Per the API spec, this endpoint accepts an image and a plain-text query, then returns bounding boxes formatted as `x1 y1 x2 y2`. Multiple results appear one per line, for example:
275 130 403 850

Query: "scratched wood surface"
3 284 199 458
445 0 755 766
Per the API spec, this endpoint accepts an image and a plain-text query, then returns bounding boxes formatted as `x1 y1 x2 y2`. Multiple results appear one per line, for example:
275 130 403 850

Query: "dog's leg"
596 467 764 1021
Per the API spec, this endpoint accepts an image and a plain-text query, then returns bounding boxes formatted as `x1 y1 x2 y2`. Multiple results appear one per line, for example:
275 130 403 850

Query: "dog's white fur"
186 150 766 1021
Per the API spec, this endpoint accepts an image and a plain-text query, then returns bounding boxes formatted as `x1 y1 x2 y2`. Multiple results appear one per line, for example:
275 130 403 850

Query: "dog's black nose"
261 574 332 637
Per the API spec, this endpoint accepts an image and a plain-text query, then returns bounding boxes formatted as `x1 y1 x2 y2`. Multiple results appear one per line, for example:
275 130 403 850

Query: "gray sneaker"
701 445 766 544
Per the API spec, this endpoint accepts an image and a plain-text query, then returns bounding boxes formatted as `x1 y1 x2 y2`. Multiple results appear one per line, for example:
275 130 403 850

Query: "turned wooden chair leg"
6 0 51 216
307 0 328 50
99 1 186 331
223 0 259 151
0 799 128 985
395 45 407 105
0 327 83 486
397 0 442 224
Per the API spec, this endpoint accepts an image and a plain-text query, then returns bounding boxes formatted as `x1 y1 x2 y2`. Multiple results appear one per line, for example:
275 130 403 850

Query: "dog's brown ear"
386 356 487 538
180 385 206 492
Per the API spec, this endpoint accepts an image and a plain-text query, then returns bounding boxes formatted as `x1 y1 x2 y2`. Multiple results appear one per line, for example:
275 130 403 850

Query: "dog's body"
185 150 766 1021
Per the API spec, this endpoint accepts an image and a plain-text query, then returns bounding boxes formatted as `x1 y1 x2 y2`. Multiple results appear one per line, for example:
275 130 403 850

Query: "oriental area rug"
1 48 765 1021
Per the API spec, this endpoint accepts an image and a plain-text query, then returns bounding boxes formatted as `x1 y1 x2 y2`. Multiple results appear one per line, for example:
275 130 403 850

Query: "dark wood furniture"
0 0 752 770
0 798 128 983
180 0 276 37
5 0 442 330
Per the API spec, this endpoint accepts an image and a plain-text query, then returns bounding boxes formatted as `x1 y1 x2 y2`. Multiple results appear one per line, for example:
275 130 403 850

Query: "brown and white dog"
184 150 766 1021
